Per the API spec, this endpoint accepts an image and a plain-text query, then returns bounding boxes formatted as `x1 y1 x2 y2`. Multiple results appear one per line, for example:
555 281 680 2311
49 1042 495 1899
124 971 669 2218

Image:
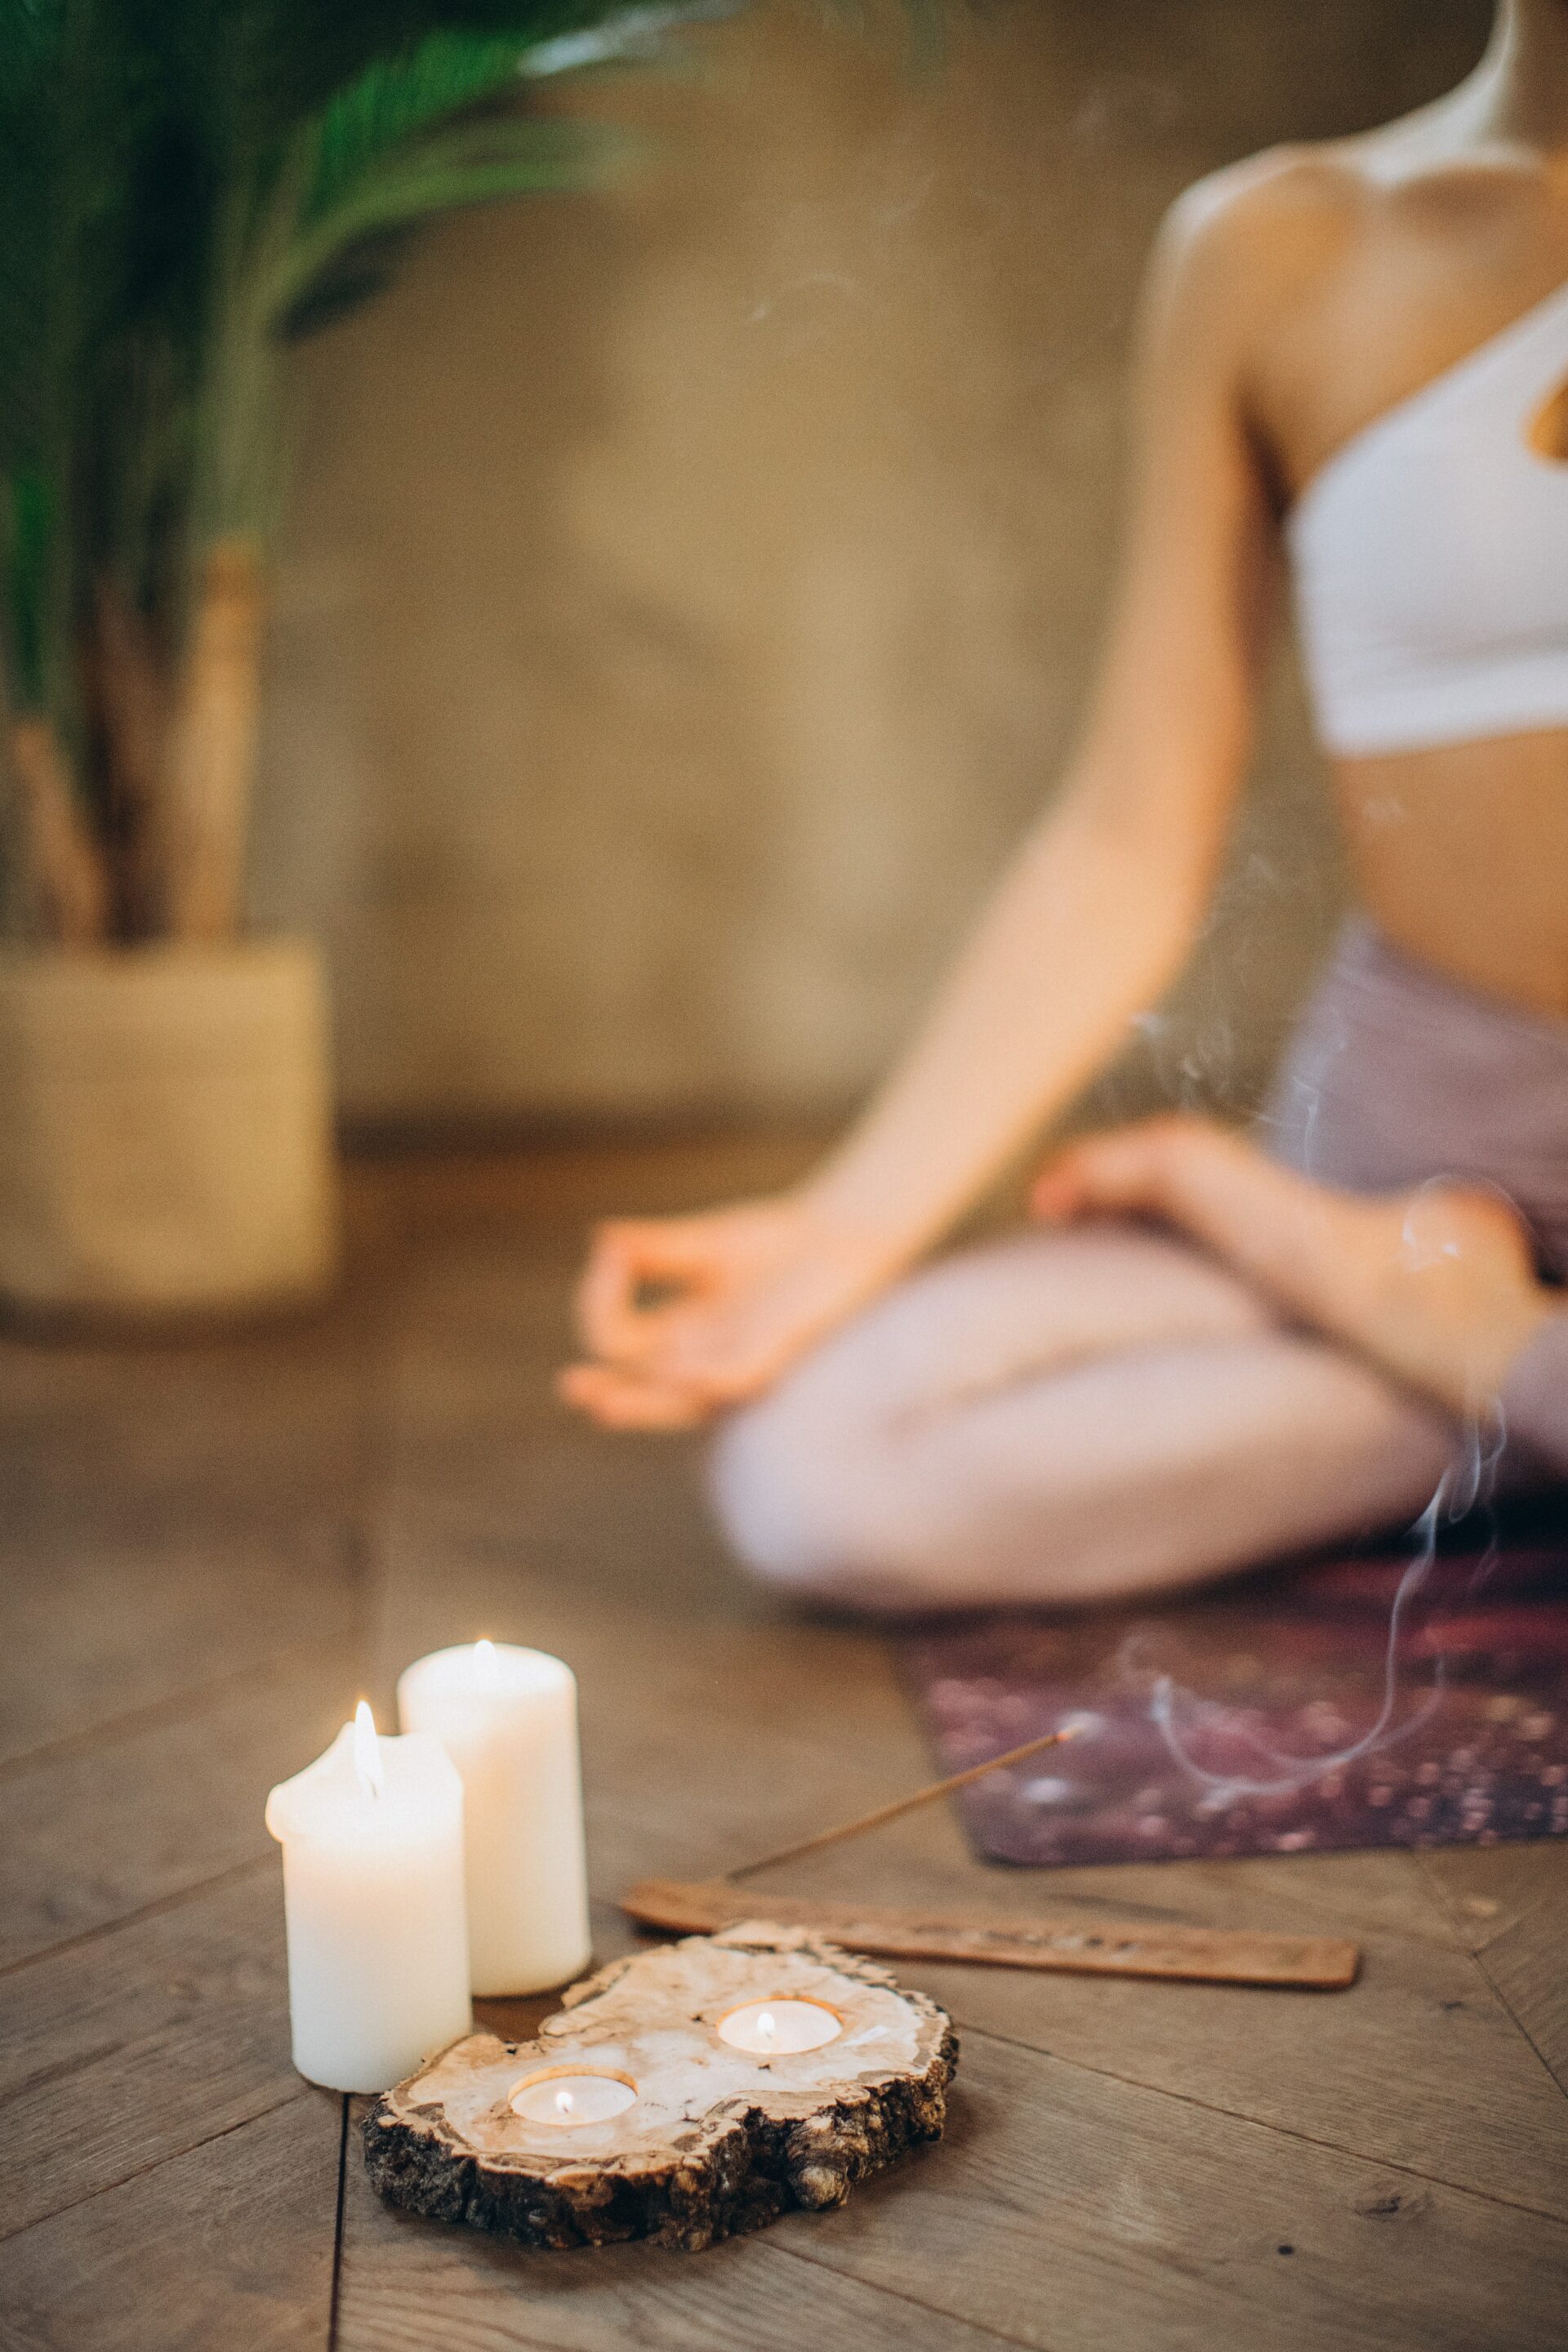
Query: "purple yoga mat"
903 1535 1568 1867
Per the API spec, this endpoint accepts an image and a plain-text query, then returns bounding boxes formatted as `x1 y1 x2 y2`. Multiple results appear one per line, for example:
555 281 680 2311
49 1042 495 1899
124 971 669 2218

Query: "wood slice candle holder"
363 1923 957 2252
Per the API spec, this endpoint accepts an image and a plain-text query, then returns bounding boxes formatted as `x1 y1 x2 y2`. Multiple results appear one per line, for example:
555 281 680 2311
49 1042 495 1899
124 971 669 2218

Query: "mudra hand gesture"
559 1193 903 1430
561 1113 1556 1434
1031 1115 1555 1422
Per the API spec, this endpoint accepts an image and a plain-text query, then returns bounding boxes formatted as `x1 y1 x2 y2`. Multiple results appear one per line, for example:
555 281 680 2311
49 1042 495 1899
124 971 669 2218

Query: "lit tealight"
716 1998 842 2055
509 2070 638 2126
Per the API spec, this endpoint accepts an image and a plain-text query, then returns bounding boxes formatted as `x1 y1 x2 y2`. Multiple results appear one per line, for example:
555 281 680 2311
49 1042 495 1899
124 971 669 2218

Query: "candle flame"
353 1699 384 1799
555 2088 575 2116
756 2011 776 2043
474 1637 499 1689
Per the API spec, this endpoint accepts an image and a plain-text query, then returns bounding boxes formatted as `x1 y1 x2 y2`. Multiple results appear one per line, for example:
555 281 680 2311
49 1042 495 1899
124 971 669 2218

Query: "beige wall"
253 0 1490 1129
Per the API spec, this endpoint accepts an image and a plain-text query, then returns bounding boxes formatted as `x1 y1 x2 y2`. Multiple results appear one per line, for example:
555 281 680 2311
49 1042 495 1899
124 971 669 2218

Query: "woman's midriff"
1330 727 1568 1018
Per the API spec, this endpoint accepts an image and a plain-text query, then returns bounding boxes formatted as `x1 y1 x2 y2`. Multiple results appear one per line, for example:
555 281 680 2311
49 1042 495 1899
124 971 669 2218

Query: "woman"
562 0 1568 1612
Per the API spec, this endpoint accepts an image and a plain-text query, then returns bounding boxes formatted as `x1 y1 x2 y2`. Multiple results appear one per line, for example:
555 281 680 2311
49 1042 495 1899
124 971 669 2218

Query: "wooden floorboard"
1465 1909 1568 2098
800 1869 1568 2221
335 2092 1023 2352
761 2025 1568 2352
1417 1844 1568 2093
0 1263 375 2350
0 1870 301 2238
0 1655 365 1970
0 2093 341 2352
0 1301 373 1553
0 1520 363 1770
0 1286 374 1775
3 1141 1564 2350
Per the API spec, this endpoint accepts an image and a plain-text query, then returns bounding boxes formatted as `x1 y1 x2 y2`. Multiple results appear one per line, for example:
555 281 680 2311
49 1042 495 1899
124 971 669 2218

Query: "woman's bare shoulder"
1161 122 1548 311
1148 127 1559 409
1155 145 1369 323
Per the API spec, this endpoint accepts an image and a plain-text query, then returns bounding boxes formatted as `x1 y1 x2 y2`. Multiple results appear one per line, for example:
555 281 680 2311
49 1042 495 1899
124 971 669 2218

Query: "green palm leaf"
277 113 633 326
194 6 725 536
0 0 956 917
305 31 566 226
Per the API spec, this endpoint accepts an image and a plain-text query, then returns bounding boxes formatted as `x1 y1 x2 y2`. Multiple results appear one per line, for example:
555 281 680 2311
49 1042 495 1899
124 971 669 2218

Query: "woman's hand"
558 1193 903 1430
1031 1114 1554 1417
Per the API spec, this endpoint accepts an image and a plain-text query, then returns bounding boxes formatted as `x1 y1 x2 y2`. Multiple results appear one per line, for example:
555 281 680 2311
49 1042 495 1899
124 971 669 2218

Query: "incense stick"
726 1726 1080 1883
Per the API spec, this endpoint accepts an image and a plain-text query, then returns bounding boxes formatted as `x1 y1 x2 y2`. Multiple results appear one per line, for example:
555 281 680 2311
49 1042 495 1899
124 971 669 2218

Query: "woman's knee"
707 1387 930 1614
706 1388 869 1592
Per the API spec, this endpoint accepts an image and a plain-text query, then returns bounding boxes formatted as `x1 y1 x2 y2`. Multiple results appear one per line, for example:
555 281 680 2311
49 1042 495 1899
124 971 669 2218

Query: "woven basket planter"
0 938 339 1323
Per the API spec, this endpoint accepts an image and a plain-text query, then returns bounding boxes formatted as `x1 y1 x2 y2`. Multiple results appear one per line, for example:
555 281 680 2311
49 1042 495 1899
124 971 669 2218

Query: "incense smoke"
1148 1410 1507 1806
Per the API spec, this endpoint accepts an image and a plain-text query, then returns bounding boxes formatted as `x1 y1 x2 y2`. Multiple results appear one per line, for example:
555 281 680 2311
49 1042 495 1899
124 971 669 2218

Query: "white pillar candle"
265 1702 472 2092
397 1641 592 1995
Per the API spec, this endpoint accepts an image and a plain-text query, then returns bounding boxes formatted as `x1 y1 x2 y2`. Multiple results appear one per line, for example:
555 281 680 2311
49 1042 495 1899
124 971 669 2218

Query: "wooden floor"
2 1137 1566 2352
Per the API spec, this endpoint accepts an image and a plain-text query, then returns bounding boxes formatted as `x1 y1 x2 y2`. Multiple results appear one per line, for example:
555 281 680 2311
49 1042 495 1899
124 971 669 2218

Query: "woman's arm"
800 175 1281 1256
1032 1114 1566 1464
564 171 1286 1428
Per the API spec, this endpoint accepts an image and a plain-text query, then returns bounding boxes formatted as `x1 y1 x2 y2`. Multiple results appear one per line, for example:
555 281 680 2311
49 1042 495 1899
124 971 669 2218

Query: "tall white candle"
397 1641 591 1995
265 1702 472 2092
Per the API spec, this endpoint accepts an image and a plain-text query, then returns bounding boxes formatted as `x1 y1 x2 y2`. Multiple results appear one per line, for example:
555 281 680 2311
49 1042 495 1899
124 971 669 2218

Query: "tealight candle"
509 2069 639 2127
397 1641 591 1995
716 1999 843 2055
265 1703 471 2092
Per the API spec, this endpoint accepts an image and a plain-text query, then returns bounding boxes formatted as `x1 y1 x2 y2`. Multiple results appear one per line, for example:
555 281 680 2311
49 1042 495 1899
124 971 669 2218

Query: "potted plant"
0 0 711 1321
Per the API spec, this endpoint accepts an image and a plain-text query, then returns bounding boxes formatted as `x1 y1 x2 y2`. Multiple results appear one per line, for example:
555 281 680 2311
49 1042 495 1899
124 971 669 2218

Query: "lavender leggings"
710 924 1568 1613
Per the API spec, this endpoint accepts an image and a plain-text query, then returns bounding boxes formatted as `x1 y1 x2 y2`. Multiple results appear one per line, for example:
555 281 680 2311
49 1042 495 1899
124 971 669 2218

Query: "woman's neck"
1469 0 1568 155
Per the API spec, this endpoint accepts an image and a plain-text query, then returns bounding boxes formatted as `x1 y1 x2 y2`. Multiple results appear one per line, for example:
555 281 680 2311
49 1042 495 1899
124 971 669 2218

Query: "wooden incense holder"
622 1879 1359 1990
616 1730 1359 1990
363 1925 956 2252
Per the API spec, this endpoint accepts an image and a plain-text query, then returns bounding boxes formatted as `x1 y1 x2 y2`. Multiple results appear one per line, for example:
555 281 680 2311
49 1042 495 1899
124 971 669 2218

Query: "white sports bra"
1287 277 1568 758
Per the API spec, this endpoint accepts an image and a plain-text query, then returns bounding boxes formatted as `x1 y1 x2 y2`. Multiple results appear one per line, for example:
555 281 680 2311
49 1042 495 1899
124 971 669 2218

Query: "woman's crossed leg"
709 1222 1456 1615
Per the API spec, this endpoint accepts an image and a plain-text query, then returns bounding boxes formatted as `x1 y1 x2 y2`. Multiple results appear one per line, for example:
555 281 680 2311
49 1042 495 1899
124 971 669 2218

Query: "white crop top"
1287 278 1568 758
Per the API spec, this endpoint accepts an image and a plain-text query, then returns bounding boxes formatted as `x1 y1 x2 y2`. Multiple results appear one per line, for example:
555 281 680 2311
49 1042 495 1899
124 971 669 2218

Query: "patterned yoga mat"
902 1520 1568 1868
